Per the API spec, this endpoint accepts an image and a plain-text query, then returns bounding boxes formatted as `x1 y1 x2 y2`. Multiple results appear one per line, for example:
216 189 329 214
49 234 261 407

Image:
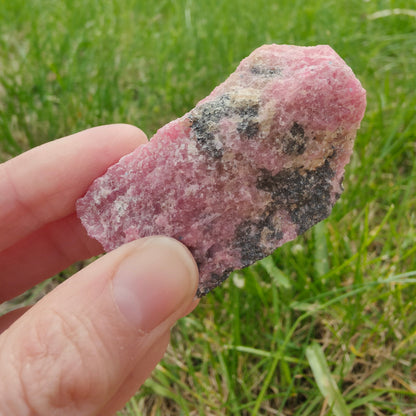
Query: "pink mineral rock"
77 44 366 296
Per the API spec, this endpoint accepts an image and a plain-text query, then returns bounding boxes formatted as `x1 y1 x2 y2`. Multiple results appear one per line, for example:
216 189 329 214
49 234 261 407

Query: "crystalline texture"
77 44 366 296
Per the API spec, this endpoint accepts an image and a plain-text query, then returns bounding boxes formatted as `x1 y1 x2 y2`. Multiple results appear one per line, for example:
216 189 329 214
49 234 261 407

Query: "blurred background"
1 0 415 414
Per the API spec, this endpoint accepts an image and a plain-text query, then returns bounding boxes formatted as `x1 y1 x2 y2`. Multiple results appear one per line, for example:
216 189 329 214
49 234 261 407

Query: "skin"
0 124 199 415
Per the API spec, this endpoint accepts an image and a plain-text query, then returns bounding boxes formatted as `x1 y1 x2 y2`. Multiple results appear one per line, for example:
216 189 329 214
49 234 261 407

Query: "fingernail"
112 237 198 332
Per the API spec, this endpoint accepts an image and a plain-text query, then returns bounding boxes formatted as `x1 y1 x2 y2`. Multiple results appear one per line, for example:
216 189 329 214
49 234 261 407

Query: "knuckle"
10 308 110 414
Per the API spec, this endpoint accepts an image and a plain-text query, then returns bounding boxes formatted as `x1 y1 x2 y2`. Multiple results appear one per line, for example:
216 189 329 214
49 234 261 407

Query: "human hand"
0 125 199 415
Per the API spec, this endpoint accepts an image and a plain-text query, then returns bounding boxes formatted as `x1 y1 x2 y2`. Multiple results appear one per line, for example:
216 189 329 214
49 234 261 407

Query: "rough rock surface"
77 44 366 296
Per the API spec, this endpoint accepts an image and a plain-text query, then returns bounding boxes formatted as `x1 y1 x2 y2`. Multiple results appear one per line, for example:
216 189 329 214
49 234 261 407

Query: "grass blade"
258 256 291 289
306 343 350 416
313 221 330 278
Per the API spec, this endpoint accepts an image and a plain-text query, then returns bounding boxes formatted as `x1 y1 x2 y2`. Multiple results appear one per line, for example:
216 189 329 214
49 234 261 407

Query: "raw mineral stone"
77 44 366 296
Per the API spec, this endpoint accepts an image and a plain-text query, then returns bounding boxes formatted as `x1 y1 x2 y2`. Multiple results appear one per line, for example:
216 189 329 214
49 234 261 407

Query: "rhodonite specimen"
77 44 366 296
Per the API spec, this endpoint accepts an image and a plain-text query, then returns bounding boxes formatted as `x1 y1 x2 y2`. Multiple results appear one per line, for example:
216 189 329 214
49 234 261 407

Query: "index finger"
0 124 147 252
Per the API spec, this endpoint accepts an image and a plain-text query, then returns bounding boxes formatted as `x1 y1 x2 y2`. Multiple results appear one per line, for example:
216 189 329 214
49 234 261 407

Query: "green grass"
1 0 416 414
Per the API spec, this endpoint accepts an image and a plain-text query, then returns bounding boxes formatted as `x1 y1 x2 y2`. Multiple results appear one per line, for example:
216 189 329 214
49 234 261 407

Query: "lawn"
1 0 416 414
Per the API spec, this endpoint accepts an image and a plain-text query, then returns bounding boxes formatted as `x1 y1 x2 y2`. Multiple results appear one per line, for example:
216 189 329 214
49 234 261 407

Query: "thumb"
0 236 199 416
